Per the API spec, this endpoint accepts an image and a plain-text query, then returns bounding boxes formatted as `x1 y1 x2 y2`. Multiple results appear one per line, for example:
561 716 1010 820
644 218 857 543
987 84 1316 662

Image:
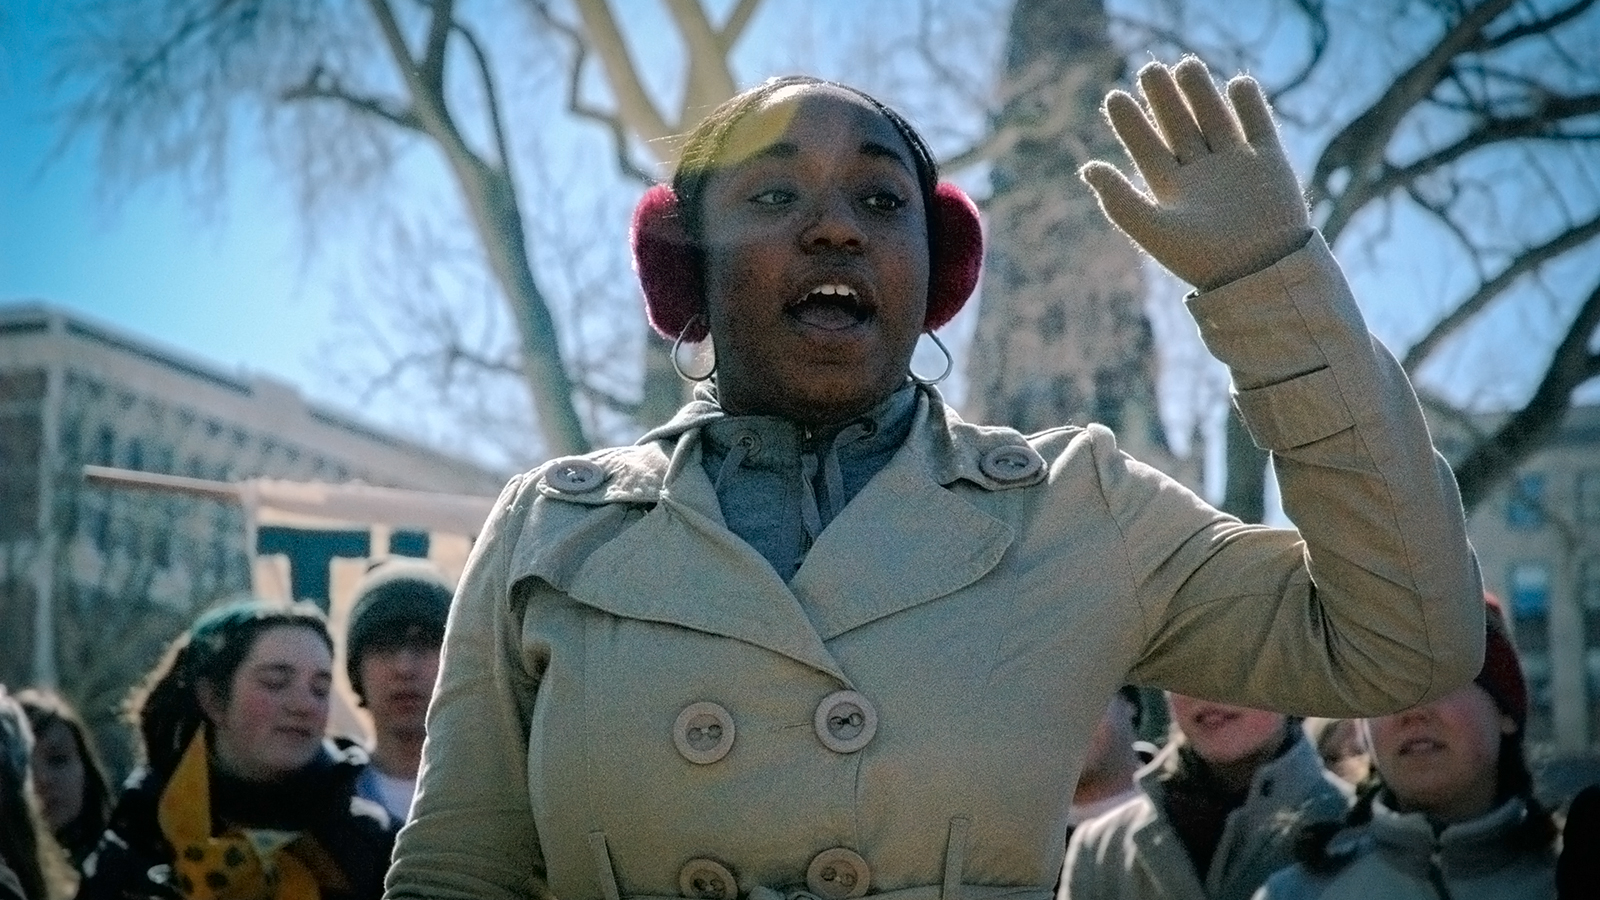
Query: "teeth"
812 283 856 297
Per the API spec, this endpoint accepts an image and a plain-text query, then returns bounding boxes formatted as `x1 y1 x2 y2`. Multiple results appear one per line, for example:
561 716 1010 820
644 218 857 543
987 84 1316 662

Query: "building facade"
1441 403 1600 759
0 302 507 771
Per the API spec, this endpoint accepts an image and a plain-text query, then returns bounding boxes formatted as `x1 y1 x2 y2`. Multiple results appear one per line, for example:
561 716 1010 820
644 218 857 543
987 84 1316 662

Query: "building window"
1579 471 1600 524
1508 561 1551 653
0 412 42 539
1507 473 1546 530
95 426 116 466
1583 557 1600 648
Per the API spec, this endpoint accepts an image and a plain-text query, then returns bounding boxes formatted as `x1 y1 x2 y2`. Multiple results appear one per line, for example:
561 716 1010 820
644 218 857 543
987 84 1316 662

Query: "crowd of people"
1 588 1588 900
0 560 451 900
0 57 1594 900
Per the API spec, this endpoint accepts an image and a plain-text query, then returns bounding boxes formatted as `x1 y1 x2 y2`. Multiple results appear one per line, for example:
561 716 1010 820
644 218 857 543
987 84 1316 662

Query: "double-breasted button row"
676 849 870 900
671 692 879 763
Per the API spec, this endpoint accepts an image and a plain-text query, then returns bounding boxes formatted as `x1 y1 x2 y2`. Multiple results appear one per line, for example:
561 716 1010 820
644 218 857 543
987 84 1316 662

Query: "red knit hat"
1477 593 1528 733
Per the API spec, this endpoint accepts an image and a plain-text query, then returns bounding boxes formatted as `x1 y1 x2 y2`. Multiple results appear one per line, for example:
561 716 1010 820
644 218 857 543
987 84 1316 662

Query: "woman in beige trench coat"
384 60 1484 900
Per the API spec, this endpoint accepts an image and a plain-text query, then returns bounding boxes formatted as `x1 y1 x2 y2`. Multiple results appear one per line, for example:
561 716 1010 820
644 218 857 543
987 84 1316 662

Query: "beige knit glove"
1080 57 1312 291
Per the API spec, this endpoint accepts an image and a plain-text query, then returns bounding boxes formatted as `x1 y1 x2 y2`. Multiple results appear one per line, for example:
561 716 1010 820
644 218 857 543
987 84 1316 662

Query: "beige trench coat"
385 235 1482 900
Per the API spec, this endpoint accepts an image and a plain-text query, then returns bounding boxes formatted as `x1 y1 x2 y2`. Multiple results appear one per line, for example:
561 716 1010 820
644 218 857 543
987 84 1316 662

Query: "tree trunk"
969 0 1187 482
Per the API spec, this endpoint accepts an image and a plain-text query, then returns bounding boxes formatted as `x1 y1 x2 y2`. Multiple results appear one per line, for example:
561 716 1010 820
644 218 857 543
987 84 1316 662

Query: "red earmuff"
926 181 984 332
631 184 706 343
631 181 984 341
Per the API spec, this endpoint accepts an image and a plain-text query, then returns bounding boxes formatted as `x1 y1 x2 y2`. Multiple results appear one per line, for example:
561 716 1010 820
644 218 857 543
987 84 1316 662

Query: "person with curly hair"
78 599 396 900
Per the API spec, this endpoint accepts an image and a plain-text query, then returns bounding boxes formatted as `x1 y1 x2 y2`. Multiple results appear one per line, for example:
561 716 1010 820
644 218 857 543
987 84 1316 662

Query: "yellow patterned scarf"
156 730 335 900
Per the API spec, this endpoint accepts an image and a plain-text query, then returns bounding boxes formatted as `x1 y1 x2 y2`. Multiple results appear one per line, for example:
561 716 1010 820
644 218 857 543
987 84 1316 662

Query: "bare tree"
46 0 653 460
1114 0 1600 518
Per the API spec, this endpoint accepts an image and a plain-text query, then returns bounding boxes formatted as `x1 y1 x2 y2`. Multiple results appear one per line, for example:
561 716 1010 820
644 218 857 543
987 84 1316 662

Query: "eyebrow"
745 140 915 175
252 662 330 679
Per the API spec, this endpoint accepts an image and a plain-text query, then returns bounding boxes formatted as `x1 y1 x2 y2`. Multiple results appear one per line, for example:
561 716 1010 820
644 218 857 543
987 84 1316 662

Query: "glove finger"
1137 62 1207 165
1174 57 1245 153
1103 91 1178 198
1080 161 1162 245
1227 75 1288 160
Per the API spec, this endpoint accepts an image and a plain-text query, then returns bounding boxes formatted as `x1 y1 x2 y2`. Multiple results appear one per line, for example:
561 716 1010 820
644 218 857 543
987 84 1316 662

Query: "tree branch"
450 20 513 169
565 0 674 143
664 0 740 114
1478 0 1596 50
1310 0 1517 237
281 66 425 132
421 0 457 97
1403 213 1600 371
1323 88 1600 239
914 0 999 115
1455 277 1600 511
535 4 656 184
366 0 424 97
574 379 643 419
938 125 1020 174
1274 0 1330 98
718 0 764 52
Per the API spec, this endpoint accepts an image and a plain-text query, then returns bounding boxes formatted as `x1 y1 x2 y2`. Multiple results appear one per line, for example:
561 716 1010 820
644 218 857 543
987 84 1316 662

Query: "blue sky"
1 4 343 403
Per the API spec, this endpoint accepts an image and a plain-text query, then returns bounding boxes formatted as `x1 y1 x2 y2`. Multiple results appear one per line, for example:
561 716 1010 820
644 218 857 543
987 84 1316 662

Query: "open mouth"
1398 737 1446 756
787 283 873 331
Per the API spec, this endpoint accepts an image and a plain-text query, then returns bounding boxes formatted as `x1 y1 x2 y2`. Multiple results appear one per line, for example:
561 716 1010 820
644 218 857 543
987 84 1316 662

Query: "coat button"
813 690 877 754
678 858 737 900
979 444 1043 482
544 457 608 493
805 848 870 900
674 701 736 764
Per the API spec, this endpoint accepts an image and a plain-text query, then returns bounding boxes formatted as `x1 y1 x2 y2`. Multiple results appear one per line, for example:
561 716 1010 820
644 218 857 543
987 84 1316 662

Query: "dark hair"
128 599 332 778
0 689 73 900
670 75 942 288
1293 733 1558 874
16 688 114 866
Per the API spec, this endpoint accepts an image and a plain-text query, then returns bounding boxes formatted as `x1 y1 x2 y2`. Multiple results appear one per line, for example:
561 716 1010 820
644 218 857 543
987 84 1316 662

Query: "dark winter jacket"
78 738 395 900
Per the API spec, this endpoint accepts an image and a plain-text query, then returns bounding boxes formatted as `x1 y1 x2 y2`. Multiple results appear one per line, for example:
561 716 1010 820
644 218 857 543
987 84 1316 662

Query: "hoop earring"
909 331 953 385
672 315 716 382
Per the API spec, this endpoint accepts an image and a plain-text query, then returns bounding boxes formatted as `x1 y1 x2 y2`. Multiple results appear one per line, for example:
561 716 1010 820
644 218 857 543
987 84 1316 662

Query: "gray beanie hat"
345 559 453 701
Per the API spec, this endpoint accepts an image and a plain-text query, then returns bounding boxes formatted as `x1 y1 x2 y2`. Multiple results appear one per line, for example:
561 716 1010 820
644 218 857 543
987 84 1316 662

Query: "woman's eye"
750 188 795 206
863 191 907 212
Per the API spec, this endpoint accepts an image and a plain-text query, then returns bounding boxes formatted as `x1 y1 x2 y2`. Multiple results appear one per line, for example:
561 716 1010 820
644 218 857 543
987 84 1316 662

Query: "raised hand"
1080 57 1312 291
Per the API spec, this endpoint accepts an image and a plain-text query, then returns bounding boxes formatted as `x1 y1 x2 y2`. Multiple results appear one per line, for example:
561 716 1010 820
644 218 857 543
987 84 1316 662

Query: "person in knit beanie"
344 558 452 824
1256 595 1558 900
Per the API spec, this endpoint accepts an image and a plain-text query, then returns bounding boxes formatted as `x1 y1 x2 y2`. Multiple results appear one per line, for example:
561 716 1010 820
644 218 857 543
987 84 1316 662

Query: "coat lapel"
550 396 1019 677
561 435 847 682
789 434 1015 640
